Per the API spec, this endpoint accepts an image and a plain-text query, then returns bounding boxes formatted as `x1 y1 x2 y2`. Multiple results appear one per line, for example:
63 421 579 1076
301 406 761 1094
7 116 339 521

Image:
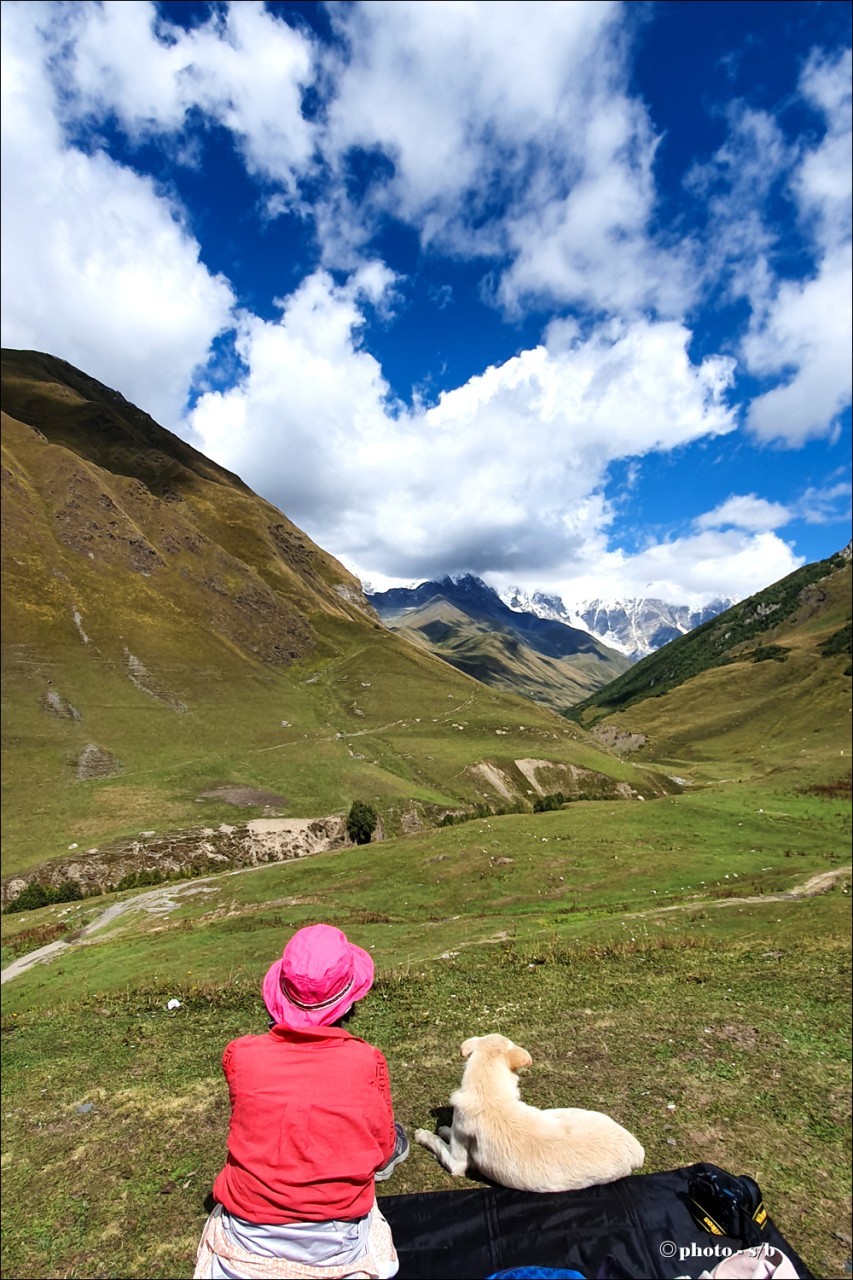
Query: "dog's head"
460 1034 532 1072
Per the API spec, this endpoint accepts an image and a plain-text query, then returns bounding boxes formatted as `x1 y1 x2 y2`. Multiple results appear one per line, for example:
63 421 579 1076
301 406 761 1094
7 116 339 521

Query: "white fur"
415 1033 644 1193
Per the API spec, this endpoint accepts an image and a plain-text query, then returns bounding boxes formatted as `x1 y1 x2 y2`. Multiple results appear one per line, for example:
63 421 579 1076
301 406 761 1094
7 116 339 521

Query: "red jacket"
212 1024 397 1224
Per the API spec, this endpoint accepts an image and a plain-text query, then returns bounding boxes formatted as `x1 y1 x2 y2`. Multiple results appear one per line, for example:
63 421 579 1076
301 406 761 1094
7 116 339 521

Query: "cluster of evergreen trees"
5 879 83 914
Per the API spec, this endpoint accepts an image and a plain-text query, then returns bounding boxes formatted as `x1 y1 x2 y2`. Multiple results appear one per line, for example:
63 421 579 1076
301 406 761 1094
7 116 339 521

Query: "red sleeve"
221 1039 240 1107
373 1048 397 1163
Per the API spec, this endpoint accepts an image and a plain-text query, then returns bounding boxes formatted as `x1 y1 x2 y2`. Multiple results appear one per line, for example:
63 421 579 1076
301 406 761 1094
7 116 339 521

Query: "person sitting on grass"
195 923 409 1280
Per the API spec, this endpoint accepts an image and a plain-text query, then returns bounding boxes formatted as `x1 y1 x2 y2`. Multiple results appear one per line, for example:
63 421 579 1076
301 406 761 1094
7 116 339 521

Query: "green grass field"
2 771 850 1279
2 896 850 1279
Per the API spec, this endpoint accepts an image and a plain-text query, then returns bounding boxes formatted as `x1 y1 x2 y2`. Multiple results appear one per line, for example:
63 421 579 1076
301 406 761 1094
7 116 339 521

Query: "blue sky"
2 1 850 605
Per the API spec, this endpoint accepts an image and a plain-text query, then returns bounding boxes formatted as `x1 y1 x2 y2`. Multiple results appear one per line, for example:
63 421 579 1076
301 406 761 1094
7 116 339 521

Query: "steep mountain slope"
367 575 630 709
500 587 732 659
569 548 852 782
1 350 662 880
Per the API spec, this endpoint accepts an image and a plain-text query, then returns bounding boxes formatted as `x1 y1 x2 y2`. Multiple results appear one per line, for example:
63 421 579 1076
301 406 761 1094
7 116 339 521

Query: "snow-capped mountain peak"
498 587 733 660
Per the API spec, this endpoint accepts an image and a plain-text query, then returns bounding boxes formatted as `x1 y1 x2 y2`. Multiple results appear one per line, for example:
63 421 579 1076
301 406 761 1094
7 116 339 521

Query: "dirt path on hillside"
4 864 849 987
434 865 852 959
0 860 287 986
627 864 851 921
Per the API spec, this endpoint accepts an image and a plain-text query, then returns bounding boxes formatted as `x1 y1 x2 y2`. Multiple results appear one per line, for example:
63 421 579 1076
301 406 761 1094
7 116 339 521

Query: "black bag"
378 1163 813 1280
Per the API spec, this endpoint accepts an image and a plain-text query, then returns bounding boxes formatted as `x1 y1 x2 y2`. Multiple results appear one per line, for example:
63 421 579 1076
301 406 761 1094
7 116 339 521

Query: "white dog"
415 1034 644 1193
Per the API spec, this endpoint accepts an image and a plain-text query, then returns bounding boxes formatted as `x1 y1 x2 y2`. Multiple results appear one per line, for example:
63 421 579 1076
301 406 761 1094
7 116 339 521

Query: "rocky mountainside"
366 574 631 710
1 350 668 886
500 587 732 659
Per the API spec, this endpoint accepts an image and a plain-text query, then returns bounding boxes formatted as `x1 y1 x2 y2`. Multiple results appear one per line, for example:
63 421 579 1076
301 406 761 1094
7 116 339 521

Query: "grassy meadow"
2 764 851 1279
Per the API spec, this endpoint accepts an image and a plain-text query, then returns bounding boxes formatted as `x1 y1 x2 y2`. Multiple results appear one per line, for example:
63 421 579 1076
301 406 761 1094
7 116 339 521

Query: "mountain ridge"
366 574 631 709
499 586 734 660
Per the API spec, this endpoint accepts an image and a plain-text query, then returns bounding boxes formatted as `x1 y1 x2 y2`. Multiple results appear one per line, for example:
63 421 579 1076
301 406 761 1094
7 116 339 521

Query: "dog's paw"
437 1126 452 1141
414 1129 433 1147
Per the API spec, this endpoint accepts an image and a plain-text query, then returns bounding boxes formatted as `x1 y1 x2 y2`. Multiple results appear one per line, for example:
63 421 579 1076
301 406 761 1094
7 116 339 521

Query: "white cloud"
2 1 847 609
795 48 853 255
738 51 851 445
325 1 617 221
321 0 689 313
744 244 852 446
59 0 317 190
685 105 792 310
521 529 804 609
696 493 792 533
796 481 852 526
188 271 736 586
187 267 398 527
43 0 680 317
683 47 852 448
0 2 234 427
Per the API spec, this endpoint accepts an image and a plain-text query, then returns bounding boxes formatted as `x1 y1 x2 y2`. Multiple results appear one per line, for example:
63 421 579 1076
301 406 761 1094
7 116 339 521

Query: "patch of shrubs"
4 878 84 914
749 644 788 663
111 859 232 892
799 774 852 800
533 791 568 812
820 622 852 675
7 920 71 956
439 800 528 827
114 867 170 891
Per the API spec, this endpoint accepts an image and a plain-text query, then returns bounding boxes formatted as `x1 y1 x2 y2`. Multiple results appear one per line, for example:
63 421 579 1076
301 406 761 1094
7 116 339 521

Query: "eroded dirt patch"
43 690 81 720
76 743 123 780
196 784 287 808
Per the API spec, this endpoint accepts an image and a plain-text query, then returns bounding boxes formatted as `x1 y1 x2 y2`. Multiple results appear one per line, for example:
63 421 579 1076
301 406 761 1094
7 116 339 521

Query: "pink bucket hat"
262 923 374 1029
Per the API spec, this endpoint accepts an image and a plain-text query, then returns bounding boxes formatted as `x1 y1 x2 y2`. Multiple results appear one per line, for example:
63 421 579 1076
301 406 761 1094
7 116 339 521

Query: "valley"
1 352 851 1280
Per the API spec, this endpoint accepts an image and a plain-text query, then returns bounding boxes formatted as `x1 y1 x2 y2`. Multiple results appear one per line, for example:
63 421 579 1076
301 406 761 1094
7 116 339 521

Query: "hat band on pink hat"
282 975 354 1012
262 923 375 1028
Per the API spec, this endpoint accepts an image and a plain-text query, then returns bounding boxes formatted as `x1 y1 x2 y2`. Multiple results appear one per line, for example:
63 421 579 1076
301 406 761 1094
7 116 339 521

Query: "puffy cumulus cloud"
188 270 736 586
514 529 804 609
323 0 688 313
186 265 399 528
744 245 852 445
683 45 851 448
54 0 316 189
17 0 684 314
727 49 851 447
325 1 616 224
695 493 792 533
0 2 234 427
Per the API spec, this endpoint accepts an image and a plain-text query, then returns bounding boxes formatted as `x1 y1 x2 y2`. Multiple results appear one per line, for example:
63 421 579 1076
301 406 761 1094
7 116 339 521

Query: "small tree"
346 800 378 845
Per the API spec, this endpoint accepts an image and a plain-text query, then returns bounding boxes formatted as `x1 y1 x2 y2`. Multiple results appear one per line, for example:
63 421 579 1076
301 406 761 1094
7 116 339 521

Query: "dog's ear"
460 1037 479 1058
507 1046 533 1071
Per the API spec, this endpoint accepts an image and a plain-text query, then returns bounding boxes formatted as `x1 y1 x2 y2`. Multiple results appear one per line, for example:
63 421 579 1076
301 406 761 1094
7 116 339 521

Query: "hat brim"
262 939 374 1029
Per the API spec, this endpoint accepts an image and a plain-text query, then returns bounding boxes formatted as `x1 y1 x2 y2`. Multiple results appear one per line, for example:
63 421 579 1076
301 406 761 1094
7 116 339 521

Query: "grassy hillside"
1 351 663 882
567 555 852 791
570 551 852 725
